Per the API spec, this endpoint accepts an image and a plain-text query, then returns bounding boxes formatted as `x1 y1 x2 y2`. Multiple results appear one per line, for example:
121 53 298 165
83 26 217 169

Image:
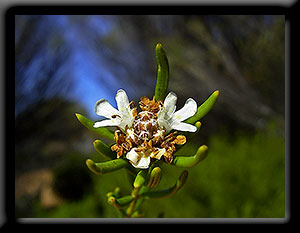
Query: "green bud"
147 167 162 188
185 90 219 124
172 145 208 168
133 169 148 188
113 187 121 197
75 113 114 141
154 43 170 101
106 192 114 198
86 158 128 175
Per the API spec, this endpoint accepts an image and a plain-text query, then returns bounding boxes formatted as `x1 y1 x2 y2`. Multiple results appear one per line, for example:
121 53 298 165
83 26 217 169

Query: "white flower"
126 147 166 169
157 92 198 133
93 89 135 131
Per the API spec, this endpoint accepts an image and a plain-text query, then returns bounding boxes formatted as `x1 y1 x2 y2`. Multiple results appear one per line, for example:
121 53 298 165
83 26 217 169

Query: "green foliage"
185 90 219 124
75 113 115 141
33 121 285 218
154 43 169 101
142 122 285 218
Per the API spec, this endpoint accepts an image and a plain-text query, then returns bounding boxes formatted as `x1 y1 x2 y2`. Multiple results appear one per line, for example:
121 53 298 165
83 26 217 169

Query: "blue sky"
16 15 128 119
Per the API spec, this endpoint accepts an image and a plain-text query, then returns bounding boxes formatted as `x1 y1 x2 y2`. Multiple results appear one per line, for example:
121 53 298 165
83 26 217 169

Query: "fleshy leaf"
116 195 135 206
172 145 208 168
133 169 148 188
75 113 114 141
86 158 128 175
93 139 116 160
154 43 170 101
141 170 188 199
185 90 219 124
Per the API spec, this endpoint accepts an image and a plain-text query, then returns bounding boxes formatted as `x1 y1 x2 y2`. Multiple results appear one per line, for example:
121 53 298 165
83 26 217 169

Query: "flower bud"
147 167 162 188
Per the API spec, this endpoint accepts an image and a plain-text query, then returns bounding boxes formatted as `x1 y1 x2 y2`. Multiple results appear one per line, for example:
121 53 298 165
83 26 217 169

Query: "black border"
4 3 296 228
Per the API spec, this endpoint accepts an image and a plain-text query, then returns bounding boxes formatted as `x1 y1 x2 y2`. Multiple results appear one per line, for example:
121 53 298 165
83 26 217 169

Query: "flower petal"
172 98 197 122
115 89 135 130
115 89 130 114
171 122 197 132
95 99 120 119
134 156 151 169
93 119 120 128
163 92 177 116
126 148 150 169
126 148 141 165
157 118 172 133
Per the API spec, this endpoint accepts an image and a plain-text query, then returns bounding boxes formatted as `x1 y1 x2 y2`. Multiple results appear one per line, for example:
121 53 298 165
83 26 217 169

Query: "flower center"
133 111 160 141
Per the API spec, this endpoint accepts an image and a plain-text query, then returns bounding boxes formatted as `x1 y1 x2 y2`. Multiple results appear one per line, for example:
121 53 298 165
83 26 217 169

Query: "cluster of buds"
75 43 219 217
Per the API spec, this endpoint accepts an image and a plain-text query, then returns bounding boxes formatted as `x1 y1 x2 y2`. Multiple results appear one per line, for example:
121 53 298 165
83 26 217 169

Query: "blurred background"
15 15 285 218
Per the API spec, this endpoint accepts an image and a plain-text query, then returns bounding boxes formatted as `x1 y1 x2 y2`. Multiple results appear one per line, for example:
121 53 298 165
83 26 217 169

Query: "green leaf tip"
75 113 115 141
93 139 116 160
156 42 162 48
172 145 208 168
154 42 170 101
86 158 128 175
133 169 148 188
185 90 219 124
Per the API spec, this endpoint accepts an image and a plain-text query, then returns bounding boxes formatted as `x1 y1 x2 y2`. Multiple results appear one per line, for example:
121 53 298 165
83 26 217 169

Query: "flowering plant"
75 43 219 217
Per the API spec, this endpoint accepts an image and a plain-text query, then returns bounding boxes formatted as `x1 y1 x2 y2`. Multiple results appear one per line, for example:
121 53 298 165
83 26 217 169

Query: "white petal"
95 99 120 118
150 148 166 160
115 89 135 130
93 119 120 128
126 148 140 165
126 148 150 169
134 156 151 169
172 98 197 122
115 89 130 114
157 118 172 133
163 92 177 116
171 122 197 132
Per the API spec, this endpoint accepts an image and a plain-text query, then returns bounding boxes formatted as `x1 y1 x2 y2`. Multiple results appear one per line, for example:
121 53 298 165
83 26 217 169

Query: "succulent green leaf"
172 145 208 168
75 113 114 141
116 195 135 206
93 139 116 160
185 90 219 124
141 170 188 199
93 140 137 175
86 158 128 175
154 43 170 101
133 169 148 188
